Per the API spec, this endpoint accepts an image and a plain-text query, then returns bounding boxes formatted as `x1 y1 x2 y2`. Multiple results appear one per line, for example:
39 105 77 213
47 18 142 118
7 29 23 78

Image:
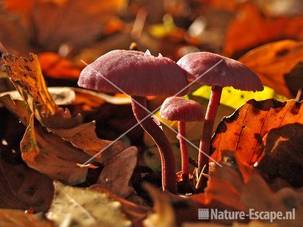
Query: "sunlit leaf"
240 40 303 98
191 85 281 109
47 182 131 227
212 99 303 167
224 3 303 57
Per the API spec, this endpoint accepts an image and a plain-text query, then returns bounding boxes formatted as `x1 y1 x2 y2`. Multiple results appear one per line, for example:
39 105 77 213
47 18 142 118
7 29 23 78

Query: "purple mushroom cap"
160 97 204 121
177 52 263 91
78 50 189 96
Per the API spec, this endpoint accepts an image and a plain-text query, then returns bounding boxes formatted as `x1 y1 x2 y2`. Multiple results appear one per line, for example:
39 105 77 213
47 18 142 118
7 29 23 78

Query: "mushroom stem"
131 96 177 192
177 121 189 178
197 86 222 175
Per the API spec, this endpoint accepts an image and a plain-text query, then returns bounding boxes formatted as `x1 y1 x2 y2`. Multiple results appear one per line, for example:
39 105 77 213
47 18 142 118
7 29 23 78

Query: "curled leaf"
21 115 90 185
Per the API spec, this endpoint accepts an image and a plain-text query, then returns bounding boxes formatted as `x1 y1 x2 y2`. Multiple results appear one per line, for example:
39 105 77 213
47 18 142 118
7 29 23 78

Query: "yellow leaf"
191 85 285 109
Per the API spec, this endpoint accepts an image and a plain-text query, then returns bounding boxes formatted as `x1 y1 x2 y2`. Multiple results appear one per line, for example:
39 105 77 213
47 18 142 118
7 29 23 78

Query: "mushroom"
160 97 204 179
78 49 188 192
177 52 263 175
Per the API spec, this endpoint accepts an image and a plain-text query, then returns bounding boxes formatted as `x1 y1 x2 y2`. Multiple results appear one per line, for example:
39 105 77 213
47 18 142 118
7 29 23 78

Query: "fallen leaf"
38 52 81 80
212 99 303 167
1 0 126 52
51 121 126 164
47 182 132 227
21 115 91 185
224 3 303 57
90 185 148 226
0 209 54 227
1 87 76 106
96 146 138 197
192 85 279 109
258 123 303 187
0 95 31 124
239 40 303 97
143 184 176 227
0 156 53 212
1 53 58 120
202 153 303 225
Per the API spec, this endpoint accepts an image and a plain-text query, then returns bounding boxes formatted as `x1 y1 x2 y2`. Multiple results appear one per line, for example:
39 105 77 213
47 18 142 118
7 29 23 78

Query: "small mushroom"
160 97 204 179
78 49 188 192
177 52 263 176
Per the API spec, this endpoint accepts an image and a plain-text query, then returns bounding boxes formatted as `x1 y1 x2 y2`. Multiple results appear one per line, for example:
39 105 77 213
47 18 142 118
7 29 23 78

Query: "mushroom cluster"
78 49 263 193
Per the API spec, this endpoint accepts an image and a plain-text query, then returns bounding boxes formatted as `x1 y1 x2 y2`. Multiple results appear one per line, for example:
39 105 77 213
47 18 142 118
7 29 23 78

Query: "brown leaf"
239 40 303 97
0 156 54 212
51 121 126 164
212 99 303 167
96 146 138 198
0 209 54 227
258 123 303 188
1 53 58 120
21 115 91 185
224 3 303 57
203 154 303 225
1 0 126 52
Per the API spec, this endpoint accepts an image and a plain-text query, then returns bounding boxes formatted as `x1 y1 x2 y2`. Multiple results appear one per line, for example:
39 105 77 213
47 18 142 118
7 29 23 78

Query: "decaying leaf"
1 53 58 120
212 99 303 168
0 156 54 212
0 209 54 227
47 182 131 227
224 3 303 57
240 40 303 97
258 123 303 188
96 146 138 198
21 115 91 185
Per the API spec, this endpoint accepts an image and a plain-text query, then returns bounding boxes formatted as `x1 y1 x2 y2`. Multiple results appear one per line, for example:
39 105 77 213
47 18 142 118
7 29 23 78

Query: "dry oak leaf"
224 3 303 57
239 40 303 98
1 53 81 128
1 53 58 120
1 0 126 52
211 99 303 167
96 146 138 198
20 113 126 185
47 182 131 227
21 114 91 185
0 209 54 227
0 156 54 212
51 121 126 164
